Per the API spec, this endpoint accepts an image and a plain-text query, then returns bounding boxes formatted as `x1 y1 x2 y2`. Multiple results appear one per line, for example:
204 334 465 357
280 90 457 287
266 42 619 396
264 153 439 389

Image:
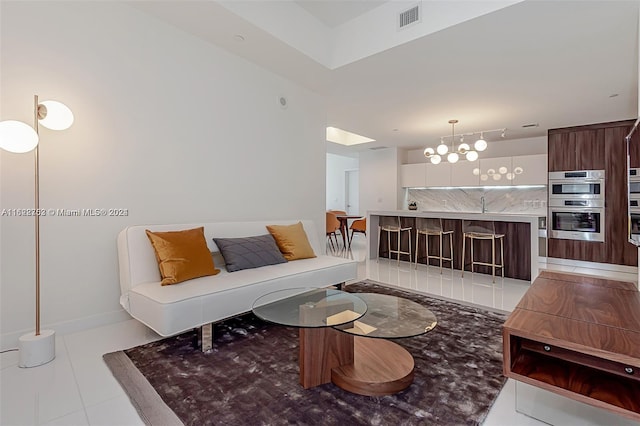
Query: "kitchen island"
368 210 539 282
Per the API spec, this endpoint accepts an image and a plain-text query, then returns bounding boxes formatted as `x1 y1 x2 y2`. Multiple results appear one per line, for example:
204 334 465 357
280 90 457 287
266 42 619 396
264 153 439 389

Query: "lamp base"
18 329 55 368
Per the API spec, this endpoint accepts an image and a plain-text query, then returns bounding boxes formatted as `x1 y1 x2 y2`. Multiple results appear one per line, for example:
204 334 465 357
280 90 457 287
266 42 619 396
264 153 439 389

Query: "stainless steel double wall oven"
548 170 605 242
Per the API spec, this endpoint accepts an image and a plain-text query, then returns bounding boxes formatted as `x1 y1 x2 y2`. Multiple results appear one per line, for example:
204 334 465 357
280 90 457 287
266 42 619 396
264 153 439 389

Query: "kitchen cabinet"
450 160 480 186
630 124 640 168
512 154 547 185
401 154 548 188
547 119 638 267
478 157 513 186
400 163 426 187
548 125 605 171
425 162 451 187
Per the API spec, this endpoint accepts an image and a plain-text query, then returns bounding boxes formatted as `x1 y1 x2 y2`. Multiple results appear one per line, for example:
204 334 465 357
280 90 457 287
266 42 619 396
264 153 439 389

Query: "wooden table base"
299 328 415 396
332 337 415 396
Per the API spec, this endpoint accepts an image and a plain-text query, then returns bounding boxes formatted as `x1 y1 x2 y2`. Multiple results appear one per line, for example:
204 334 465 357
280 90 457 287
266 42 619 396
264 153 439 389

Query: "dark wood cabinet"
547 119 638 266
548 131 573 171
548 125 606 172
630 122 640 168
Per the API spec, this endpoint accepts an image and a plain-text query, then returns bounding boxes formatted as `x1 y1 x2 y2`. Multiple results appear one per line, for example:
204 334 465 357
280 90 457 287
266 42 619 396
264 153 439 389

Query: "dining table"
335 215 364 248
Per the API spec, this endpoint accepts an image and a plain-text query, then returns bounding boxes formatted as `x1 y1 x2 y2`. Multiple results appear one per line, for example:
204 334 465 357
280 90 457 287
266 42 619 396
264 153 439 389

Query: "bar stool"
378 216 412 263
414 218 453 273
461 220 505 283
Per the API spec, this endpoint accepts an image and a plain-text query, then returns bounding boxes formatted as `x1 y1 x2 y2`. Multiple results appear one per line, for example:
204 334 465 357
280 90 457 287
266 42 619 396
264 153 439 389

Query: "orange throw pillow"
145 227 220 286
266 222 316 261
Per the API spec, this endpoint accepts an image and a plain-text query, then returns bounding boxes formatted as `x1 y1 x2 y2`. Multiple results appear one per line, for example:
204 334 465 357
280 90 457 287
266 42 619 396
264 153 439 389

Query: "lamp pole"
33 94 41 336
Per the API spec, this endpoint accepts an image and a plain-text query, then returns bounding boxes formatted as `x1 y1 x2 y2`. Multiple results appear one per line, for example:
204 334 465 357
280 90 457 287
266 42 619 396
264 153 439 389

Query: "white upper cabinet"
400 163 426 187
479 156 513 186
450 160 480 186
426 162 452 187
511 154 547 185
400 154 548 188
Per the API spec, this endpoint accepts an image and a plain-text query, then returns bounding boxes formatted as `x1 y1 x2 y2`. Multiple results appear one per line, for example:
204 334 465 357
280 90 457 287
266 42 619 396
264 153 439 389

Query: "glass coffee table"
252 288 437 396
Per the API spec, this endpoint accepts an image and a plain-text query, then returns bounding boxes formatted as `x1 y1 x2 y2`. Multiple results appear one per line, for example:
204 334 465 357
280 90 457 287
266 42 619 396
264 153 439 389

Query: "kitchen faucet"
481 196 487 213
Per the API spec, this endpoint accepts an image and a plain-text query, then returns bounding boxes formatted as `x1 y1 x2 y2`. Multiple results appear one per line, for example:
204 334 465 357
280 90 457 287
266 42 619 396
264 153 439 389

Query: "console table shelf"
503 271 640 421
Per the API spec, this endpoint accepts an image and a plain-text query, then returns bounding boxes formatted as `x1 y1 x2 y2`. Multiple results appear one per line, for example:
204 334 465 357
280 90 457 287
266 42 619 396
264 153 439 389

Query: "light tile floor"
1 236 637 425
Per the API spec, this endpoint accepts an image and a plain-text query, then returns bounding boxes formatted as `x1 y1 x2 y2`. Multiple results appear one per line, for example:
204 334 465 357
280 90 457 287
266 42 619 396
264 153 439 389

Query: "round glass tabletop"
332 293 437 339
252 288 367 328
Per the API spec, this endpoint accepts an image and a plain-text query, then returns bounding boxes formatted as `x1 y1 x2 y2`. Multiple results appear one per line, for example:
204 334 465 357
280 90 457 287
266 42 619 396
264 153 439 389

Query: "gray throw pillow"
213 234 287 272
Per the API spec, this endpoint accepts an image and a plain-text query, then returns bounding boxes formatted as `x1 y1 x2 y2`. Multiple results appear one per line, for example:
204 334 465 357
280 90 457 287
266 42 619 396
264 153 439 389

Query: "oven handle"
548 179 603 184
549 208 603 214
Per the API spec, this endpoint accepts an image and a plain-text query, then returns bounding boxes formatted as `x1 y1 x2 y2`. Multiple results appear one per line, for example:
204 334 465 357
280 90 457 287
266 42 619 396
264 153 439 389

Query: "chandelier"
423 119 506 164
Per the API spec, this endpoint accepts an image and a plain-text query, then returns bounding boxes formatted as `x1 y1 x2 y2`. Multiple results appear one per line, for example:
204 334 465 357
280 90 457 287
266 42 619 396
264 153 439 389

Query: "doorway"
345 170 359 215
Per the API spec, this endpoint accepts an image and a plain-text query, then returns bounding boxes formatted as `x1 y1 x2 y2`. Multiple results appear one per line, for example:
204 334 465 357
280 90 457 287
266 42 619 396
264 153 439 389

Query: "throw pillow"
145 227 220 286
266 222 316 261
213 234 287 272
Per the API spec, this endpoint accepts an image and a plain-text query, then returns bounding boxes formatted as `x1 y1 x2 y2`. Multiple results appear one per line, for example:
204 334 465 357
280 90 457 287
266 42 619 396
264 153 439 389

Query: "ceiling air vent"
399 5 420 29
369 146 388 150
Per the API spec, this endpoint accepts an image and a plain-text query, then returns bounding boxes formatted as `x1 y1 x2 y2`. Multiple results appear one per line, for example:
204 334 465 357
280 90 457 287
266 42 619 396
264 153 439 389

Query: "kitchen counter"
368 210 539 282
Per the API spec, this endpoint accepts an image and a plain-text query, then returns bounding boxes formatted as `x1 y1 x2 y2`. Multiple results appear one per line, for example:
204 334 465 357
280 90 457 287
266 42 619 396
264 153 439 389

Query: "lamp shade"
436 143 448 155
466 150 478 161
447 152 459 163
38 100 74 130
474 138 487 152
430 154 442 164
0 120 39 153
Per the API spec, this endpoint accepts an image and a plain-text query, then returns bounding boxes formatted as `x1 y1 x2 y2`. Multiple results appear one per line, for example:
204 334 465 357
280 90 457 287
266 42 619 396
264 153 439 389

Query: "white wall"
326 153 358 211
358 148 401 214
0 2 327 347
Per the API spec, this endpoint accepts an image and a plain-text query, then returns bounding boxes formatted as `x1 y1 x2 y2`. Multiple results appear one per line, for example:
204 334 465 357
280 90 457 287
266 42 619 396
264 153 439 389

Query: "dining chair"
326 211 341 250
348 217 366 247
328 210 347 240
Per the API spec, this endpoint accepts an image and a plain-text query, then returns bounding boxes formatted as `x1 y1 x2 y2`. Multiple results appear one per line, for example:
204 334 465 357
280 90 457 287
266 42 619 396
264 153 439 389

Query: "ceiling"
294 0 386 28
131 1 639 156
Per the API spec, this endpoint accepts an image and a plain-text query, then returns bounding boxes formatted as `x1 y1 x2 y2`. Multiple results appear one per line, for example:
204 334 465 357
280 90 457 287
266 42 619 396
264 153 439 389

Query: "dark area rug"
104 281 507 426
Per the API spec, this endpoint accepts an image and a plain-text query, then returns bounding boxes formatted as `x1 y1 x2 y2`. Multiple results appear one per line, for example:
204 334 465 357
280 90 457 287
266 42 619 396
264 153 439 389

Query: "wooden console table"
503 270 640 421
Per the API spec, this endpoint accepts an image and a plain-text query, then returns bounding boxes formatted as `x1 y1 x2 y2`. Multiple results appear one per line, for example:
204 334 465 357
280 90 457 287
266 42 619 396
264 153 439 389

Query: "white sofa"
117 219 358 337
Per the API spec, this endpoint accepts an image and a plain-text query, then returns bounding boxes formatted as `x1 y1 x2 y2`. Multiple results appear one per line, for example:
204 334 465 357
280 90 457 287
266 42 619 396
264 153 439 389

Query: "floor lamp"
0 95 73 367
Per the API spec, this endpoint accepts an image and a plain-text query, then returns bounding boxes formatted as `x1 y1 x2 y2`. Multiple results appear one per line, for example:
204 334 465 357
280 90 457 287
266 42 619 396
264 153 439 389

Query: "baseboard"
0 309 132 351
545 257 639 274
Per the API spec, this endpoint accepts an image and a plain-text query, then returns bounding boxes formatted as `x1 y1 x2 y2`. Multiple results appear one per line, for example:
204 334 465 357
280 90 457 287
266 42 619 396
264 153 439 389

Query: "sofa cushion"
213 234 287 272
145 227 220 285
266 222 316 261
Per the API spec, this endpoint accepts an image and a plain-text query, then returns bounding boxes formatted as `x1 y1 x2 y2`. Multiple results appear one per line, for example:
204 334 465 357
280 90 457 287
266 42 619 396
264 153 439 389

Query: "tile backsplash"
407 187 548 216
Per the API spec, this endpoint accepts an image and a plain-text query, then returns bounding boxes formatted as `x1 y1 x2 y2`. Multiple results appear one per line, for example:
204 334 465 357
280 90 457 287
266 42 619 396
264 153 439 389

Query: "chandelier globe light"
466 150 479 161
423 120 506 164
436 137 448 155
474 133 488 152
